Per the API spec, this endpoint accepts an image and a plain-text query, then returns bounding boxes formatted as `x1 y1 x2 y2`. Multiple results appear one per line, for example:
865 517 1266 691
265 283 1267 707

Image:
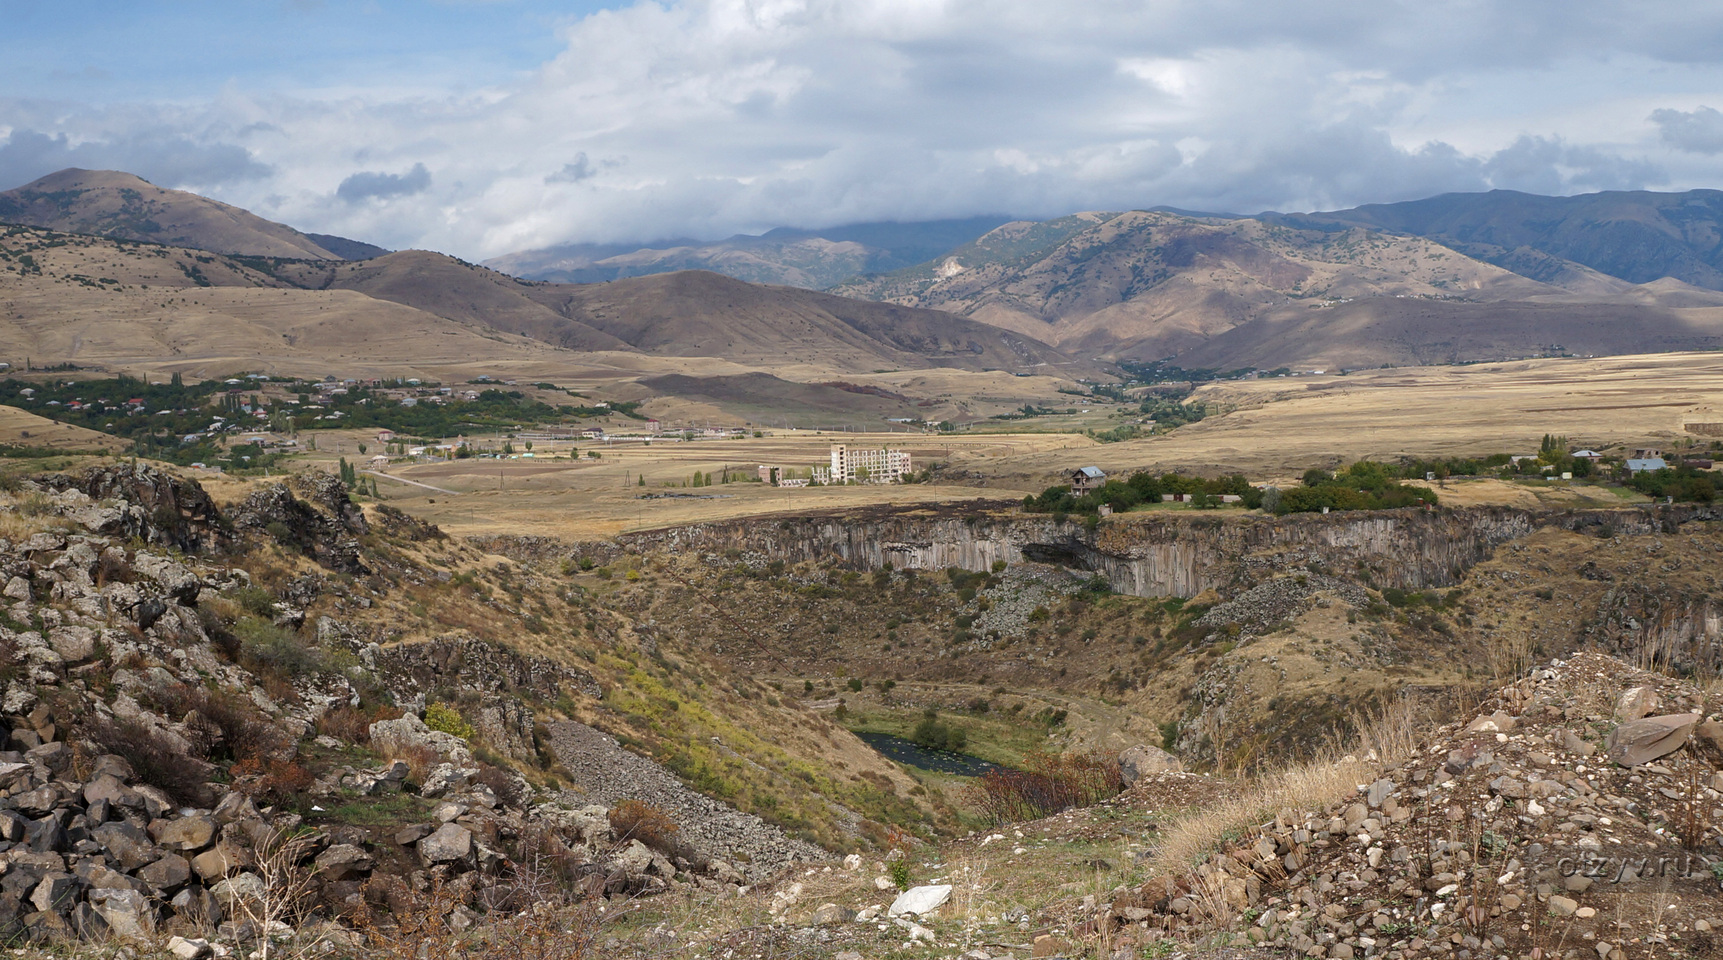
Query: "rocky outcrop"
40 463 226 553
229 484 366 573
1108 653 1723 959
615 502 1723 599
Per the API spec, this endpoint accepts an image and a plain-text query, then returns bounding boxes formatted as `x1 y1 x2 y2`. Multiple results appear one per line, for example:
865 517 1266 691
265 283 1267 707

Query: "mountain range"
10 167 1723 376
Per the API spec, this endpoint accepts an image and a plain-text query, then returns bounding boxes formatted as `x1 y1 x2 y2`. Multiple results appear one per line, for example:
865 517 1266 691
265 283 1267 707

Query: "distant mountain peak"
0 168 382 262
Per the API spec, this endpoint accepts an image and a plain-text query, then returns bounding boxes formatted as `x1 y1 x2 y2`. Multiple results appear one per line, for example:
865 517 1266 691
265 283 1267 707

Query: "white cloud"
6 0 1723 255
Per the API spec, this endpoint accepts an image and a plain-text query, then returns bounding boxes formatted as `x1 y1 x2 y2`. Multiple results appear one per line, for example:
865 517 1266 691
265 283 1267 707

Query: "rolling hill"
279 251 1086 375
0 168 378 260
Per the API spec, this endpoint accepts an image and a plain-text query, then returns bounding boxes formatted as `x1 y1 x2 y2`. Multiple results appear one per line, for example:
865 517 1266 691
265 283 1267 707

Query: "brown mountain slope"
1174 297 1723 370
276 251 635 353
835 210 1561 360
0 169 341 260
0 226 575 379
284 249 1088 375
522 270 1084 373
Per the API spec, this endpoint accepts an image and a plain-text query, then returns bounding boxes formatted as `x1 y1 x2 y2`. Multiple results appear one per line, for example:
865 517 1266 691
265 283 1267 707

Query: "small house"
1571 450 1604 461
1626 458 1667 474
1069 466 1106 493
377 430 396 442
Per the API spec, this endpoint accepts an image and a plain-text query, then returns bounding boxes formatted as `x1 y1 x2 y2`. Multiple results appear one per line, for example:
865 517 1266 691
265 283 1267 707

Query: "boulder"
1616 686 1660 722
89 888 155 940
210 873 266 911
368 714 471 765
888 884 952 918
608 839 653 876
170 887 222 927
314 844 374 882
150 815 217 853
1607 714 1700 767
137 853 192 892
1118 744 1182 784
90 822 161 872
190 842 249 882
1466 711 1517 734
417 823 473 866
167 936 215 960
29 873 77 915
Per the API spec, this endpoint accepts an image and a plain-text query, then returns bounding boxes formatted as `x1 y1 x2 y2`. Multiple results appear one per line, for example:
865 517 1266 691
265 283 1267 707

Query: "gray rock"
90 887 156 939
608 839 653 875
210 873 266 910
168 936 215 960
417 823 473 865
1616 686 1660 722
150 814 217 853
314 843 374 882
888 884 953 918
1118 744 1183 785
137 853 192 892
91 822 162 871
30 873 77 914
395 823 435 845
1606 714 1700 767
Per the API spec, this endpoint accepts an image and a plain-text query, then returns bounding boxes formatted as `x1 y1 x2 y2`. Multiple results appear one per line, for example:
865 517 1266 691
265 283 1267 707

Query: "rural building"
1626 458 1668 474
1571 449 1604 461
828 444 911 483
377 430 396 442
1069 466 1106 493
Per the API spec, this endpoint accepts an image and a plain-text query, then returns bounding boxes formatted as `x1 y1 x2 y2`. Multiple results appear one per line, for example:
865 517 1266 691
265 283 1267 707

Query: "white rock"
888 884 952 918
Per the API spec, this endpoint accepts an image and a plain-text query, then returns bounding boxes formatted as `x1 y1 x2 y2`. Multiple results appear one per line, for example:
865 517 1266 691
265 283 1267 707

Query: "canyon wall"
616 502 1720 598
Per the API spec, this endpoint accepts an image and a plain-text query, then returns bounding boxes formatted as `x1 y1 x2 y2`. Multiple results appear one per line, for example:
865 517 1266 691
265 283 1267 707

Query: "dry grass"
986 350 1723 481
1148 697 1424 876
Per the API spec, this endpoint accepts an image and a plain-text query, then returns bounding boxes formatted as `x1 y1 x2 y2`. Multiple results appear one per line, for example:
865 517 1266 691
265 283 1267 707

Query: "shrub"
888 857 912 891
235 617 328 681
84 718 211 806
227 585 278 618
473 762 526 808
424 702 475 740
963 750 1124 825
143 682 290 765
609 799 680 852
317 703 403 745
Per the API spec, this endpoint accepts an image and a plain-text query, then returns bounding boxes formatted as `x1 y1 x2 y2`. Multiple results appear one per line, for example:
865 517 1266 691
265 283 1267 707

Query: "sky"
4 0 1723 259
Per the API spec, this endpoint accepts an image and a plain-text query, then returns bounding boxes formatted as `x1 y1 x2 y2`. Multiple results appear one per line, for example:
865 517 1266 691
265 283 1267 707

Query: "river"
855 732 1008 777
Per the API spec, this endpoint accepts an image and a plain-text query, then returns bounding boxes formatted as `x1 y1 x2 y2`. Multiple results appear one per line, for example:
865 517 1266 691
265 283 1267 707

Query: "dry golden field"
980 351 1723 483
336 430 1091 538
0 406 123 451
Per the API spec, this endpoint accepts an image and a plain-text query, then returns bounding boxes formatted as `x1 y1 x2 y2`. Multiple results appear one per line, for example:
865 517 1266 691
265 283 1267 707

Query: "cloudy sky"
4 0 1723 259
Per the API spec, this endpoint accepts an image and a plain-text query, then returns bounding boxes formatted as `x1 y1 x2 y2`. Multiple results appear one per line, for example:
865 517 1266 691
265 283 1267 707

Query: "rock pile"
1102 653 1723 960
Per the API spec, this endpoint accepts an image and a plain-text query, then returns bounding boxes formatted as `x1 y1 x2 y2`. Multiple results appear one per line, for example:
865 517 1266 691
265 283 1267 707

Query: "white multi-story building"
827 443 911 484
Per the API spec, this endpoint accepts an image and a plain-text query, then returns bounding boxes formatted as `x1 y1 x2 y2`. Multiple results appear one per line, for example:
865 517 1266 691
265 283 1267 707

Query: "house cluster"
758 444 913 487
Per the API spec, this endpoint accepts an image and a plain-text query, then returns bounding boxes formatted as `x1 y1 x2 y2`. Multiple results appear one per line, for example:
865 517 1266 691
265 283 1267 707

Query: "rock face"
42 463 225 553
613 502 1721 598
229 483 366 573
1118 744 1182 784
1605 713 1700 766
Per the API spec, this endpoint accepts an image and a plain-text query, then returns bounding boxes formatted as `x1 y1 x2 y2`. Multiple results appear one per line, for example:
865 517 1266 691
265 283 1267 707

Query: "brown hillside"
525 269 1086 374
0 169 340 259
277 251 635 353
837 209 1723 367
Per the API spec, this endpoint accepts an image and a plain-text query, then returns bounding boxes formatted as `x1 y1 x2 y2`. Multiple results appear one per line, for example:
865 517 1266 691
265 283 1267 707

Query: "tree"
357 443 367 455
